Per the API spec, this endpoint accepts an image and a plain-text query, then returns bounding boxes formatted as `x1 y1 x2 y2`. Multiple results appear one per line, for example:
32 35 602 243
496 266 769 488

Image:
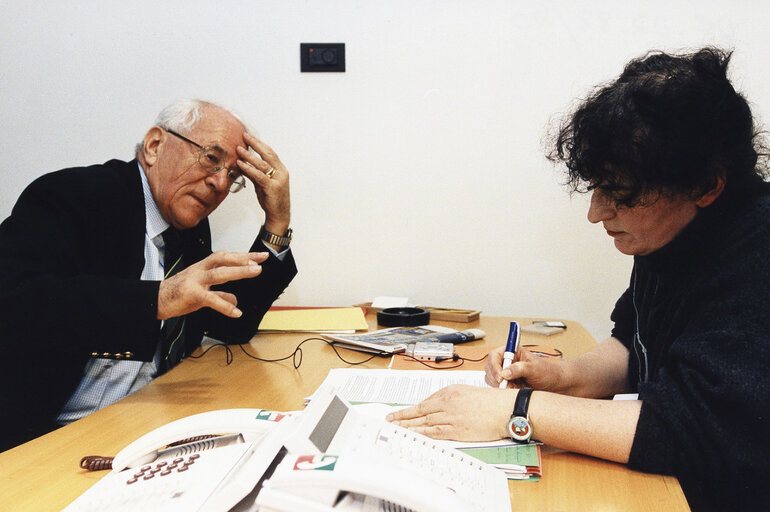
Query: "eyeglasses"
165 129 247 193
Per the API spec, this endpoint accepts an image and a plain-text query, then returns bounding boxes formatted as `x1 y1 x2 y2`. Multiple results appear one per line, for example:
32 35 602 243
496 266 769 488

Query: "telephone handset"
112 408 289 471
63 408 291 512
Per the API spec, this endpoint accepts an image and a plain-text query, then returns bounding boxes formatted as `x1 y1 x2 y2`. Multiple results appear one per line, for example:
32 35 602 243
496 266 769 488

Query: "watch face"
508 416 531 442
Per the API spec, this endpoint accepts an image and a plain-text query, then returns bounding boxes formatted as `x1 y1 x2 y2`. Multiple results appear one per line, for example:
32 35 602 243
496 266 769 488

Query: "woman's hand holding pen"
485 345 506 387
487 344 571 393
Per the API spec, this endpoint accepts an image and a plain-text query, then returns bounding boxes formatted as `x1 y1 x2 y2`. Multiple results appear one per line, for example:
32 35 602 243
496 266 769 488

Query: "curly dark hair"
548 47 768 206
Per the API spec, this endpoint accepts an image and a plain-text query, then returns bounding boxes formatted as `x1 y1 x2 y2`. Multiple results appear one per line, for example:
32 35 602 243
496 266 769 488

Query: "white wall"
2 1 769 341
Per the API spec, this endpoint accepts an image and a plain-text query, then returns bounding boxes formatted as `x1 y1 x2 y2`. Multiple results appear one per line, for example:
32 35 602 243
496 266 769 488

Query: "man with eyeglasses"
0 99 297 449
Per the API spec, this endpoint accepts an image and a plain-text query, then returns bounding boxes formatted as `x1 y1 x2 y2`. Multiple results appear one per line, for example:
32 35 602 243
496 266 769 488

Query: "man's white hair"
135 99 254 156
155 99 208 134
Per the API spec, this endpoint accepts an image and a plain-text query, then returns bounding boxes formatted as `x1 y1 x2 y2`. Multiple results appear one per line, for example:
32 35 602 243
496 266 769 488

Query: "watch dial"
513 418 529 436
509 417 531 441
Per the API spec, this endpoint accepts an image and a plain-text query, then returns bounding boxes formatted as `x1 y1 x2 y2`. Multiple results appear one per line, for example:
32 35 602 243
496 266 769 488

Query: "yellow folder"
257 307 369 333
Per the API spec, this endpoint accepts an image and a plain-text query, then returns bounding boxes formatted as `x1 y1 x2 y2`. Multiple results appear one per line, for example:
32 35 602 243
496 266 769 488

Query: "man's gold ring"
265 167 276 178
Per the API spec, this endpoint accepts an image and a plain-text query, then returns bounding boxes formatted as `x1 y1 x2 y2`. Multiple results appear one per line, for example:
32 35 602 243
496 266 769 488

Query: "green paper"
458 444 539 466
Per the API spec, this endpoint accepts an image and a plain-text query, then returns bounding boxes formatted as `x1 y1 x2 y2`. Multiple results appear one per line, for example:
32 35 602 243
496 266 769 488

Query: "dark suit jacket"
0 159 296 448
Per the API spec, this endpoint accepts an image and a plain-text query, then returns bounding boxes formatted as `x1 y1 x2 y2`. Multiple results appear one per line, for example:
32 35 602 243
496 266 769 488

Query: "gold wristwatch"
259 225 293 248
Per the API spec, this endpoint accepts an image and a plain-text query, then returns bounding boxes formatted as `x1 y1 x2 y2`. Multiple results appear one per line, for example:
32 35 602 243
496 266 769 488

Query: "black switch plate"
301 43 345 72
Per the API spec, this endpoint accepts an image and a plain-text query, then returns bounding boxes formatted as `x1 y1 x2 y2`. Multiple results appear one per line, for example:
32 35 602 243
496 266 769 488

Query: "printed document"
307 369 487 405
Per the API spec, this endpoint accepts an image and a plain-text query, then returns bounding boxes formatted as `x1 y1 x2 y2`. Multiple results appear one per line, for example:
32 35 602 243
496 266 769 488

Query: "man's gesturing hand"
157 251 268 320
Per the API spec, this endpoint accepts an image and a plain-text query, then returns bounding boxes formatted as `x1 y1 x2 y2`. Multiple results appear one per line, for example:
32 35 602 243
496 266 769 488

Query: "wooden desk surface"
0 314 689 511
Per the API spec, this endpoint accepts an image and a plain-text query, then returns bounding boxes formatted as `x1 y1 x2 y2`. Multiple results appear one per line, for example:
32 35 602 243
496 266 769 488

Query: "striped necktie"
159 227 186 372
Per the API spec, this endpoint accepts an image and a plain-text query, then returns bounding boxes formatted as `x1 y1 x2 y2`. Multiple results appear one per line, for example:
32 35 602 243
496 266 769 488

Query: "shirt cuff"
263 243 289 261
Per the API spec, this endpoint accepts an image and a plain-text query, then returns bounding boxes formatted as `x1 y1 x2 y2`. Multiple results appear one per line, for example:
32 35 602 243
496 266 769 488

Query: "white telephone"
64 390 511 512
112 408 291 471
63 408 291 512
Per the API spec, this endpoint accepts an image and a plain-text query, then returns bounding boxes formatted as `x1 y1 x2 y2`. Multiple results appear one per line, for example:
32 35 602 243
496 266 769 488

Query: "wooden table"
0 315 690 511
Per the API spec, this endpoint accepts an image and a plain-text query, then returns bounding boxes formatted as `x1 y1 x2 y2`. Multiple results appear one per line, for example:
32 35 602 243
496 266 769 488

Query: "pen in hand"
499 321 520 389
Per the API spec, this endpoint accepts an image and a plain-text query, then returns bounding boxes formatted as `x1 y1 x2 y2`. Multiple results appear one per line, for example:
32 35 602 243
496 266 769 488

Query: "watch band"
512 387 534 417
507 387 534 443
259 225 292 248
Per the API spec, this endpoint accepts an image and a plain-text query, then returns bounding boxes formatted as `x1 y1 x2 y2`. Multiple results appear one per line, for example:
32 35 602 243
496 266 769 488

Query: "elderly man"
0 100 297 449
388 48 769 511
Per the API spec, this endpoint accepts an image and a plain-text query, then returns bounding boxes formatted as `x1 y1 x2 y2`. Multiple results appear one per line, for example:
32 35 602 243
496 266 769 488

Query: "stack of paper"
454 442 542 480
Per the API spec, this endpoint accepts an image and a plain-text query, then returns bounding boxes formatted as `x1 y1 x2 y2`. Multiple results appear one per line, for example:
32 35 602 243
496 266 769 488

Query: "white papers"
308 369 487 405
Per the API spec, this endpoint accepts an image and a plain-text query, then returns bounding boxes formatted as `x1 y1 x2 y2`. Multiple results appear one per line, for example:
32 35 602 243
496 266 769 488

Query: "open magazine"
323 325 483 354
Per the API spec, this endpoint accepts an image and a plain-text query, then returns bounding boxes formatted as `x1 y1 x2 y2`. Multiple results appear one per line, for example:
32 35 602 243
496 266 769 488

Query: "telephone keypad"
125 454 198 485
64 443 255 511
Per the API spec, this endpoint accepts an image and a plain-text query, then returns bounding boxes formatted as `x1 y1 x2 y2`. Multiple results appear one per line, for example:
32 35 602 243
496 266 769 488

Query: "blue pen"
499 321 520 388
